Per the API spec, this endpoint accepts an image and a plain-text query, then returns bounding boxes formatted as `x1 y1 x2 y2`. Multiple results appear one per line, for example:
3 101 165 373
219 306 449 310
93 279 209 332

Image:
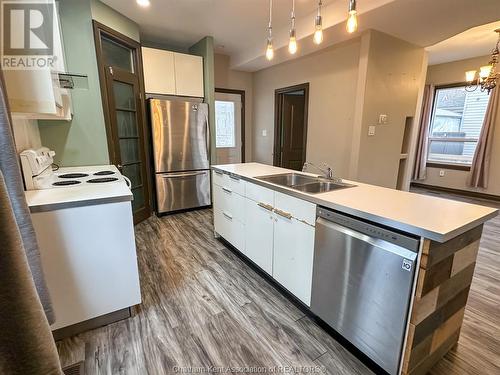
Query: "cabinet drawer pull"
214 170 224 176
229 174 240 181
222 187 232 194
257 202 274 211
222 211 233 220
274 208 292 220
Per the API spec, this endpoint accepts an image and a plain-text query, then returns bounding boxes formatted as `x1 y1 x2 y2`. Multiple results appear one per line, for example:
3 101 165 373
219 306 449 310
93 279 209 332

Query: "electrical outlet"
378 114 388 124
439 170 445 177
368 126 376 136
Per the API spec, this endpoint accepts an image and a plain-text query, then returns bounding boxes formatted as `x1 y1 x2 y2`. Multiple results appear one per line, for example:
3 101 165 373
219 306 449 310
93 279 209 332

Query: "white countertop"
212 163 498 242
25 165 133 212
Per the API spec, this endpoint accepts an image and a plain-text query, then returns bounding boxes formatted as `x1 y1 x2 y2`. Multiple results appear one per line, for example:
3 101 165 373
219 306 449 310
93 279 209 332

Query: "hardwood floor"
411 188 500 375
57 209 372 374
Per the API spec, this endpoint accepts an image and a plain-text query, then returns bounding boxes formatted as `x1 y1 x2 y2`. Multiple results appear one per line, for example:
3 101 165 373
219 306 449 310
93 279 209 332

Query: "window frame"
425 82 488 171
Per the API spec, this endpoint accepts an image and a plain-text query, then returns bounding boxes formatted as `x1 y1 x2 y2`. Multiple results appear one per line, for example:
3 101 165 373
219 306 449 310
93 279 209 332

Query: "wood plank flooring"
56 190 500 375
57 209 372 374
410 188 500 375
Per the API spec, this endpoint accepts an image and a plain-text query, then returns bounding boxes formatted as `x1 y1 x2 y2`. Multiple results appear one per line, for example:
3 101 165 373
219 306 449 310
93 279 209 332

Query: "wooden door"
93 21 151 224
274 83 309 170
105 67 151 223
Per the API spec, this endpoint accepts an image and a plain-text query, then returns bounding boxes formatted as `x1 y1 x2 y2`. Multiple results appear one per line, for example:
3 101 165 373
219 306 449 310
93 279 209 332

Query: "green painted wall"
39 0 109 166
189 37 216 163
39 0 140 166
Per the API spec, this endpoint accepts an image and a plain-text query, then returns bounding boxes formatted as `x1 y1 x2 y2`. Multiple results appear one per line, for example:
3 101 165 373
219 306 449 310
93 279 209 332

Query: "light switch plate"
378 114 388 124
262 129 267 137
368 126 376 136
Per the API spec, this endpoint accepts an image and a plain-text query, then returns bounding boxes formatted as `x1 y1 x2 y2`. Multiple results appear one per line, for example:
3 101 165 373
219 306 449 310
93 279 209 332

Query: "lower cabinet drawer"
214 209 245 251
213 184 245 223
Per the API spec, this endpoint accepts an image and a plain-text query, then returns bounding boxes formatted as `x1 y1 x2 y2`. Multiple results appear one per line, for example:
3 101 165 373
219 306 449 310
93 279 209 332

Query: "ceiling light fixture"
288 0 297 54
313 0 323 45
346 0 358 34
136 0 150 7
465 29 499 94
265 0 274 60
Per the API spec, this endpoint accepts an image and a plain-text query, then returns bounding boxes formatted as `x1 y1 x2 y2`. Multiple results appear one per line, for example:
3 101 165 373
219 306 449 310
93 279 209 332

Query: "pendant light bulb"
313 1 323 45
289 30 297 54
346 0 358 33
265 0 274 60
288 0 297 54
266 39 274 60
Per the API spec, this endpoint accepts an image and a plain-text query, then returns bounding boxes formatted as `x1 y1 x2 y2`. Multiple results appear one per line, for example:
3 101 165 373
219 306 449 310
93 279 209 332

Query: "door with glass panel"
94 21 151 224
214 90 245 164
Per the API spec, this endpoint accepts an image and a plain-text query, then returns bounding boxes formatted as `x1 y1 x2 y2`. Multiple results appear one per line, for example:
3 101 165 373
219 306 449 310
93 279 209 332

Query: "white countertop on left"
25 165 133 212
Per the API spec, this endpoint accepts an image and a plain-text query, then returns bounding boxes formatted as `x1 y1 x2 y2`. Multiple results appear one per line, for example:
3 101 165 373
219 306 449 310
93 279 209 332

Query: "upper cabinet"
173 53 204 97
3 1 72 120
141 47 204 98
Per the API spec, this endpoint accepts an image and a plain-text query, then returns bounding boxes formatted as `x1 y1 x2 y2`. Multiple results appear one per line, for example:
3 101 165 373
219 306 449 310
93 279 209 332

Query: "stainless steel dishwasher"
311 207 420 375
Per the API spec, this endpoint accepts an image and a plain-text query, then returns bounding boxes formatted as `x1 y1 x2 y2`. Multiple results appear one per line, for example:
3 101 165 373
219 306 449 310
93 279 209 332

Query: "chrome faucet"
302 162 334 179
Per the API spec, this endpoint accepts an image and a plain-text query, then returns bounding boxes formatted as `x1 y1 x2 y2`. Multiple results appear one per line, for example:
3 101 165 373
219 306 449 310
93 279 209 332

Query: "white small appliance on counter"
20 147 141 338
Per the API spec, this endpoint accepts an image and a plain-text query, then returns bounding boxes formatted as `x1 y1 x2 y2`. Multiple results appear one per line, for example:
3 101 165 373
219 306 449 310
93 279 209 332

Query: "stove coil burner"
53 180 81 186
87 177 119 183
93 170 115 176
58 173 89 179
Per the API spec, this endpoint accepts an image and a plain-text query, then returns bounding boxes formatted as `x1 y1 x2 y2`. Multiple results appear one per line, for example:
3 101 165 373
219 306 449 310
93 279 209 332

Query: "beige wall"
252 39 362 176
417 55 500 196
356 31 426 188
214 54 253 161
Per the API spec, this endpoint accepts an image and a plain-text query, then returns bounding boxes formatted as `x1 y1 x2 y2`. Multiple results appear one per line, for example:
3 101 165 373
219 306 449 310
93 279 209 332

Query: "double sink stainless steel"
256 172 355 194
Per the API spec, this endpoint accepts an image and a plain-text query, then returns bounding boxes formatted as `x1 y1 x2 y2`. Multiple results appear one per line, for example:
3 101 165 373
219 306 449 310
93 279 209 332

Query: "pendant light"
346 0 358 33
265 0 274 60
313 0 323 45
288 0 297 54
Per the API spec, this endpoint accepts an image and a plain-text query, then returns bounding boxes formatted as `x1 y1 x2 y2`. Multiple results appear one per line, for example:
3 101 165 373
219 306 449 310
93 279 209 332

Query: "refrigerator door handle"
160 171 208 178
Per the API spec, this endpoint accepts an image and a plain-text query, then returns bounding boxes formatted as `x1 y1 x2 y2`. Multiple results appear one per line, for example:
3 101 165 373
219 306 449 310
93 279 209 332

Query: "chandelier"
465 29 499 94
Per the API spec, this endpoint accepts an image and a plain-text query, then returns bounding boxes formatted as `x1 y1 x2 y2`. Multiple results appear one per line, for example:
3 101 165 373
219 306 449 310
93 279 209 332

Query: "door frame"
273 83 309 167
215 88 246 163
93 20 152 223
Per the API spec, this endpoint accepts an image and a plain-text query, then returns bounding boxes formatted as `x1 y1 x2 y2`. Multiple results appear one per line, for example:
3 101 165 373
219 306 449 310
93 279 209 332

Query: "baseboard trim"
410 182 500 202
52 307 132 341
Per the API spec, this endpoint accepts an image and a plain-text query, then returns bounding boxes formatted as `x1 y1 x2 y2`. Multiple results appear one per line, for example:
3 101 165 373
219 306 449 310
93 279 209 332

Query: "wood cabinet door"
141 47 176 95
244 197 274 274
273 215 315 306
174 53 204 97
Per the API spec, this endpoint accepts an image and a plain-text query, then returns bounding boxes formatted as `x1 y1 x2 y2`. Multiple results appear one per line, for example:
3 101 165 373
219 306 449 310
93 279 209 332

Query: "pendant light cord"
291 0 296 31
268 0 273 36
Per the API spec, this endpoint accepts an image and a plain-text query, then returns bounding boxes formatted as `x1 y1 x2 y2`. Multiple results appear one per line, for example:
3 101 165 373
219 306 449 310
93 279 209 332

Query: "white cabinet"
212 171 316 306
142 47 204 97
244 191 274 275
4 2 71 120
174 53 204 97
141 47 176 95
273 213 315 305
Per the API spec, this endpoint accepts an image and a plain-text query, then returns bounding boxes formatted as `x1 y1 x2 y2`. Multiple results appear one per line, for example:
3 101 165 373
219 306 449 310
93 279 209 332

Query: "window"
215 100 236 148
427 85 489 166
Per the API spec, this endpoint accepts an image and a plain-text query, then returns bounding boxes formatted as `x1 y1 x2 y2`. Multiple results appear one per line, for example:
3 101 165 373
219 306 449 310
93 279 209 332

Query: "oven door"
155 170 211 213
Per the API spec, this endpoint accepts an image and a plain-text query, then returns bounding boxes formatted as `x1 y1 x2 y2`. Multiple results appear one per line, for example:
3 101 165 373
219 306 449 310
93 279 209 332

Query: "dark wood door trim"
93 20 152 224
273 83 309 167
215 88 246 163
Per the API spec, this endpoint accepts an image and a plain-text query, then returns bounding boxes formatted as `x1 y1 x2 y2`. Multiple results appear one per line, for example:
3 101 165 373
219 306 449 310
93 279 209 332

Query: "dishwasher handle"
316 217 418 261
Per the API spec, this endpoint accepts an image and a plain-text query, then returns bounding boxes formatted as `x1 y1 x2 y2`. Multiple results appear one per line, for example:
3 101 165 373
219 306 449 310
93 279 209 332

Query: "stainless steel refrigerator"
149 97 211 214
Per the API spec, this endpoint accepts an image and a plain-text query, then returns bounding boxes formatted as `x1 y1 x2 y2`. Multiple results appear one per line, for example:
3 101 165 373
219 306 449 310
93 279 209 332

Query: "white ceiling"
426 21 500 66
102 0 500 72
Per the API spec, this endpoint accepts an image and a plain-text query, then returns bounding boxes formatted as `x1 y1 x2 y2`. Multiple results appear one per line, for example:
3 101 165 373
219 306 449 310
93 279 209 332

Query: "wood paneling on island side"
402 226 483 375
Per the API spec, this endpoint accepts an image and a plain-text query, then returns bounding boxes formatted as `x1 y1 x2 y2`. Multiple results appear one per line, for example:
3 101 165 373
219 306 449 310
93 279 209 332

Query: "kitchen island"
211 162 497 375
